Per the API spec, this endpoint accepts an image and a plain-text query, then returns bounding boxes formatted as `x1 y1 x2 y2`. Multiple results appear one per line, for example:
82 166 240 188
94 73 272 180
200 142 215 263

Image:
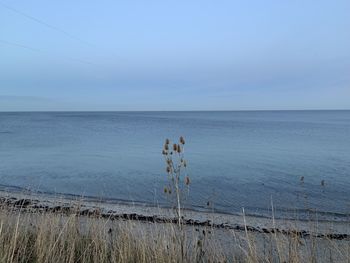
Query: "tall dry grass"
0 207 228 263
0 206 349 263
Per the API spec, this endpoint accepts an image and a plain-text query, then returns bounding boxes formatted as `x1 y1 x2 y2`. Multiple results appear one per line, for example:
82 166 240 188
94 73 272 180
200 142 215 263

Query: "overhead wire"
0 2 119 76
0 39 97 66
0 1 94 47
0 1 99 66
0 39 41 52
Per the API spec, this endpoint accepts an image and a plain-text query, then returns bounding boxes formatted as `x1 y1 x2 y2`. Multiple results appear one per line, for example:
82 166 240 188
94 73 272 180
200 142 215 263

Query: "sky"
0 0 349 111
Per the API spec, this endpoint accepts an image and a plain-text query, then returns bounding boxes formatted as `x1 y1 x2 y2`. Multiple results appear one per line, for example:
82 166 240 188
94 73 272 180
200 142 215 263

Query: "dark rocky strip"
1 197 349 241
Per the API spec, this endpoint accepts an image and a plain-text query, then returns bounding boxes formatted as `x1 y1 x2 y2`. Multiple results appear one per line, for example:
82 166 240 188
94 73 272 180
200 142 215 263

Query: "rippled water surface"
0 111 349 218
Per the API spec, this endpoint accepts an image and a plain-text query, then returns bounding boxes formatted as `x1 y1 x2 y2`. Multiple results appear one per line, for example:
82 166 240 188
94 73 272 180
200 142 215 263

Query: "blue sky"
0 0 349 111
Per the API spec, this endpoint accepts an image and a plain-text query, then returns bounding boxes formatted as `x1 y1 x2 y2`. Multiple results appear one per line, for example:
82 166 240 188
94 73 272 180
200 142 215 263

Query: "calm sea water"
0 111 349 218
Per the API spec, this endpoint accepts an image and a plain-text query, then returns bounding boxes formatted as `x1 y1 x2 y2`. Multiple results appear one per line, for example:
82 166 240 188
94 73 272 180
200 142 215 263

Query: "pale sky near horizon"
0 1 349 111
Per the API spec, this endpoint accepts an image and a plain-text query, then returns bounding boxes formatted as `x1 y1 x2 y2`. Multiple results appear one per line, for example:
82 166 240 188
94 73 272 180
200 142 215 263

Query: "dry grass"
0 207 226 263
0 206 349 263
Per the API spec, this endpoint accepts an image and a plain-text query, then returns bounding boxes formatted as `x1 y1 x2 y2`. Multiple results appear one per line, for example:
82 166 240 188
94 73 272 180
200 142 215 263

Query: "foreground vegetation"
0 206 349 263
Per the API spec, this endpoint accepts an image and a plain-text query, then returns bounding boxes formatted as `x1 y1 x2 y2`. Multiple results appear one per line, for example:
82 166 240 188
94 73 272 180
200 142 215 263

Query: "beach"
1 188 350 262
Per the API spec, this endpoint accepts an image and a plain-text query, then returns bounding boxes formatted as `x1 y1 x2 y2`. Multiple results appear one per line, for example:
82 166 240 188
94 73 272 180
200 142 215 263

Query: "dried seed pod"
185 176 190 185
164 144 169 150
164 187 168 193
162 150 166 155
165 138 170 145
166 166 171 173
173 144 177 151
177 144 181 153
183 160 187 167
179 136 185 145
321 180 325 186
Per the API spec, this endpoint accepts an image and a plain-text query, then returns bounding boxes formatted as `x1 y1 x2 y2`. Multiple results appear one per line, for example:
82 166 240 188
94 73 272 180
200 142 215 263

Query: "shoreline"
1 184 349 223
1 188 349 240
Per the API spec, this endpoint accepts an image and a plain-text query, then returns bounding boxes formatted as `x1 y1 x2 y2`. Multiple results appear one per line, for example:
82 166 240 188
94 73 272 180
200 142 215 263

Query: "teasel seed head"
185 176 190 185
180 136 185 145
177 144 181 153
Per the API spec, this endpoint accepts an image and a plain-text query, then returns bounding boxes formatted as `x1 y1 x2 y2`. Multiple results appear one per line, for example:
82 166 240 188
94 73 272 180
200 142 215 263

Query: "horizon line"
0 109 349 113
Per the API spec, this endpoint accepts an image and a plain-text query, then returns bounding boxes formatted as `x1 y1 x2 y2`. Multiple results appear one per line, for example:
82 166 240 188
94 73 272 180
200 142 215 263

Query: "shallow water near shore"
0 111 349 219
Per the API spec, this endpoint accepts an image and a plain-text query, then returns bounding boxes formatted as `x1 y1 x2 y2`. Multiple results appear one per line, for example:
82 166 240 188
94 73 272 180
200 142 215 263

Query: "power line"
0 39 97 66
0 1 94 47
0 39 41 52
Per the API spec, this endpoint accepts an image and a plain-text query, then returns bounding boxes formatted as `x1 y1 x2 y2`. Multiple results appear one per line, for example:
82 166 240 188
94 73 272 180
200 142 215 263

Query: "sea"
0 111 349 219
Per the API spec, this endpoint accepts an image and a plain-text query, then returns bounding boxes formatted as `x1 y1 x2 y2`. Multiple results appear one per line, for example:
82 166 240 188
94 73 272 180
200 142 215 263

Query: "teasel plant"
162 136 190 227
